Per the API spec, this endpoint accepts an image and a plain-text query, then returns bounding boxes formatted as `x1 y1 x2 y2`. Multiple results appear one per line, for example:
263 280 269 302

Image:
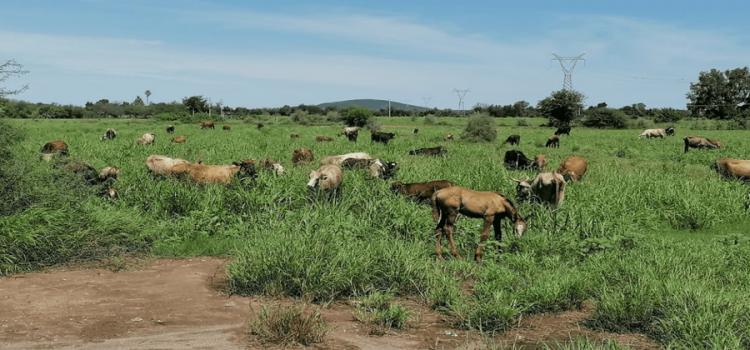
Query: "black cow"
371 159 399 180
504 150 534 170
257 123 264 130
665 126 675 136
554 126 571 136
409 146 447 157
413 128 419 134
166 125 175 134
504 134 520 146
371 131 396 145
100 128 117 141
345 130 359 142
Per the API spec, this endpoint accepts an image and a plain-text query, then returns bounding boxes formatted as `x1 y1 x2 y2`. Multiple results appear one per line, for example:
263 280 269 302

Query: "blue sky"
1 0 749 109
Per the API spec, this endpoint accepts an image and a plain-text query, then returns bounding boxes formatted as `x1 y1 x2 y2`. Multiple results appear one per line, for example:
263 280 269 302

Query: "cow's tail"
430 192 441 223
555 177 563 206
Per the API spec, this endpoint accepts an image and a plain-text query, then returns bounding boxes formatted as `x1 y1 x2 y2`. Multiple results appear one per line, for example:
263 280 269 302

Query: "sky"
1 0 749 109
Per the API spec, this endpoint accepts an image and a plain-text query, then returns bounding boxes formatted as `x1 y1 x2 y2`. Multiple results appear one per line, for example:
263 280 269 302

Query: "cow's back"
557 156 588 182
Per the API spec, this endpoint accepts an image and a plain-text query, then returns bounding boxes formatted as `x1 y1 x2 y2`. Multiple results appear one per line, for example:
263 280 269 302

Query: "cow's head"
513 213 533 237
233 160 258 182
511 177 532 202
390 181 405 194
665 127 675 136
307 170 327 189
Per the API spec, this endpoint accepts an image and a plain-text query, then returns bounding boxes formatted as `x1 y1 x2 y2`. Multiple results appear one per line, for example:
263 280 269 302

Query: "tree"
341 106 374 127
582 108 627 129
182 95 208 114
0 58 29 98
687 67 750 119
537 89 586 126
460 114 497 142
145 90 151 106
133 96 144 106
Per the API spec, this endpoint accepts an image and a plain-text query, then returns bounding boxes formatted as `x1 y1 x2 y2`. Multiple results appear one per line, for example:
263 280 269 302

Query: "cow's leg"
475 215 494 263
493 216 503 242
434 209 447 260
445 210 461 260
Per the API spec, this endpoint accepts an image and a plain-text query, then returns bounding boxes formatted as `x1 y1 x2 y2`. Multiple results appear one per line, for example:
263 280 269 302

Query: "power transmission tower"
551 53 586 90
422 97 432 109
453 88 470 116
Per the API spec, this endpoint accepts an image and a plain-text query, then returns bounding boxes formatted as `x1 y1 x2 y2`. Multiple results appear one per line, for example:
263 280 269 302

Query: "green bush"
354 292 411 335
460 114 497 142
248 303 330 346
516 118 529 126
582 108 628 129
424 114 437 125
341 106 375 127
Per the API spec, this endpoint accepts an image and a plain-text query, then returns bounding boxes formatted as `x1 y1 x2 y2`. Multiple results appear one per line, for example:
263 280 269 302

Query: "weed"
248 303 331 346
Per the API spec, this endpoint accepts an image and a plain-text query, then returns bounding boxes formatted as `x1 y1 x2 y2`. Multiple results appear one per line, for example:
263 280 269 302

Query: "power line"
453 88 470 116
551 53 586 90
422 97 432 109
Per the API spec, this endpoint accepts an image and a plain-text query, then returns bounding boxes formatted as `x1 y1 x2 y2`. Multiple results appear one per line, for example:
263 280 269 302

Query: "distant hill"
317 99 428 111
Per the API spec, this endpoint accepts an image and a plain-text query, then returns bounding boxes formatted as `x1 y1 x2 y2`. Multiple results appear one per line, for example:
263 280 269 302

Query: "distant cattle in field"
512 172 566 207
99 166 120 184
136 133 156 145
371 131 396 145
431 186 529 263
369 159 398 180
290 134 300 139
684 135 722 153
532 155 548 171
504 150 534 170
170 135 186 143
320 152 372 166
292 148 314 166
413 128 419 134
257 123 264 130
711 158 750 181
258 158 285 176
638 128 668 139
200 121 215 129
339 127 360 142
391 180 453 203
316 136 333 142
166 125 175 134
557 156 588 182
39 140 69 161
444 133 454 141
409 146 447 157
504 134 521 146
100 128 117 141
546 135 560 148
171 160 257 185
555 126 571 136
341 158 373 170
223 125 231 131
146 155 192 176
307 164 343 192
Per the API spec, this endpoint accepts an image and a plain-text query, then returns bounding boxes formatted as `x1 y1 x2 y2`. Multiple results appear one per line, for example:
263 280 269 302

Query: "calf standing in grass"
512 173 566 206
431 186 529 263
557 156 588 182
200 121 215 129
546 135 560 148
504 134 521 146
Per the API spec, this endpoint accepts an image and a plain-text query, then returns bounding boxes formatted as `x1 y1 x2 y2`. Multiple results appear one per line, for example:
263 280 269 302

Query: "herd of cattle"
37 122 749 262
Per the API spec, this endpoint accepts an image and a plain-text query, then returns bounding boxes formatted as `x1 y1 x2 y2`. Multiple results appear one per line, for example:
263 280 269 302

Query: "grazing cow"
431 186 530 263
339 127 360 142
557 156 588 182
390 180 453 203
223 125 231 131
512 172 566 207
258 158 285 176
504 134 521 146
290 134 300 139
53 159 100 185
546 135 560 148
409 146 447 157
39 140 69 161
503 150 534 170
307 164 343 191
665 127 675 136
316 136 334 142
136 133 156 145
341 158 373 170
638 129 667 139
200 121 215 129
554 126 571 136
166 125 175 134
171 160 257 185
98 166 120 183
292 148 314 166
100 128 117 141
684 135 722 153
413 128 419 134
146 155 191 176
711 158 750 181
257 123 264 130
444 133 454 141
532 155 548 171
320 152 372 166
369 159 398 180
170 135 186 143
371 131 396 145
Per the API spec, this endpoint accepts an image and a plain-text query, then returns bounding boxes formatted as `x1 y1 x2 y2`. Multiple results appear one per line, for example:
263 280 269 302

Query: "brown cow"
223 125 231 131
444 133 454 141
99 166 120 183
258 158 285 176
431 186 530 263
532 155 548 171
546 135 560 148
711 158 750 181
200 121 215 129
171 160 257 185
316 136 333 142
292 148 314 166
307 164 343 191
136 133 156 145
512 172 566 207
557 156 588 182
290 134 300 139
39 140 69 161
146 155 191 176
170 135 186 143
504 134 521 146
391 180 453 203
684 135 722 153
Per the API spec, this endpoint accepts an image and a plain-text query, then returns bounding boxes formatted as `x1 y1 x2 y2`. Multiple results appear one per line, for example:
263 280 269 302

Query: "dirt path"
0 258 658 349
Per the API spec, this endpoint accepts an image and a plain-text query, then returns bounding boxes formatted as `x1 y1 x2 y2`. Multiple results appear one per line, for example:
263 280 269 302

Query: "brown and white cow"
512 172 566 207
320 152 372 166
146 155 192 176
136 133 156 145
39 140 69 161
170 135 186 143
171 160 257 185
546 135 560 148
307 164 343 191
638 128 667 139
391 180 453 203
711 158 750 181
684 135 722 153
258 158 285 176
292 148 314 166
200 121 215 129
369 159 398 180
557 156 588 182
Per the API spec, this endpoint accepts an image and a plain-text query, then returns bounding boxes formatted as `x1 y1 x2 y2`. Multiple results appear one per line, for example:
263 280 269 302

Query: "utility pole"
422 97 432 109
388 99 391 118
218 99 224 118
453 88 470 116
208 97 212 116
551 53 586 90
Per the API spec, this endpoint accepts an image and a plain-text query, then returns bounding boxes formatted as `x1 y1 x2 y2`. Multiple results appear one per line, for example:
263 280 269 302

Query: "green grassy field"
2 116 750 348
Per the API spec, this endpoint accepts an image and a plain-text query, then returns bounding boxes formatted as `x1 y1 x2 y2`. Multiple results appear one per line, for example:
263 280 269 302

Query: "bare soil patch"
0 258 658 349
